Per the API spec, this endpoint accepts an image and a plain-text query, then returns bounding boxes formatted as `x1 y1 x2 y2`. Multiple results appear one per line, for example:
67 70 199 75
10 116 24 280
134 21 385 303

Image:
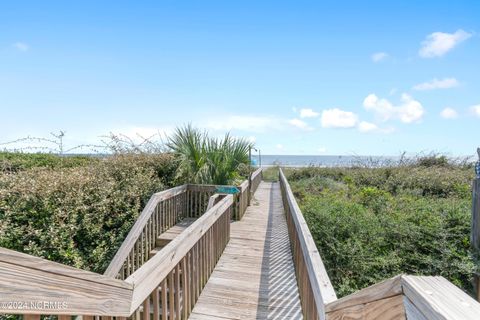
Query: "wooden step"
150 218 198 258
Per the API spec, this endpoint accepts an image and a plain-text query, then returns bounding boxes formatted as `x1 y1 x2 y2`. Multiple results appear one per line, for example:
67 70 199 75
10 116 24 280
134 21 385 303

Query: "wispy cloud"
299 108 319 118
413 78 460 91
12 42 29 52
357 121 378 133
419 29 472 58
471 105 480 118
321 108 358 128
440 107 458 119
363 93 424 123
357 121 394 134
289 118 313 131
371 52 389 62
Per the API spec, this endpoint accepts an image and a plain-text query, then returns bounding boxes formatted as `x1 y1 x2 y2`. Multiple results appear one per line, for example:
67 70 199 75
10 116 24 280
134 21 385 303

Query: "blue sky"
0 1 479 156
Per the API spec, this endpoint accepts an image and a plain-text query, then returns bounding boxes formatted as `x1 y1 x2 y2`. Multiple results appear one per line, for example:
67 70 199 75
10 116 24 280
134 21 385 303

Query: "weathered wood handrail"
105 182 244 280
105 185 188 279
250 167 262 196
325 274 480 319
126 194 233 317
0 247 133 316
2 168 480 320
0 193 233 319
279 168 337 320
280 167 480 320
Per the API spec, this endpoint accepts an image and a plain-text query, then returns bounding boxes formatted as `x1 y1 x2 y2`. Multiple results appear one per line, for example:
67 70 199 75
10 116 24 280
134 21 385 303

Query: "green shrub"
0 154 177 273
288 164 476 298
0 152 97 172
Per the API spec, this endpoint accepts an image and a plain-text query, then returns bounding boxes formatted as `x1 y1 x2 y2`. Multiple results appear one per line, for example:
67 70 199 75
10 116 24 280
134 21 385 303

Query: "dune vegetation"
0 126 252 272
284 156 477 297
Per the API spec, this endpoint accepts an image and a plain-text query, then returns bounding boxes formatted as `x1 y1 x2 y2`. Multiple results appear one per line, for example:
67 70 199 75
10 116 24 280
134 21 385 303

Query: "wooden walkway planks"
189 181 303 320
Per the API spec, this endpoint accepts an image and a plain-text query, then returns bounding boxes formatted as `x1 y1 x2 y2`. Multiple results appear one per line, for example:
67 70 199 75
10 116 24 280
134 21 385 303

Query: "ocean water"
251 155 399 167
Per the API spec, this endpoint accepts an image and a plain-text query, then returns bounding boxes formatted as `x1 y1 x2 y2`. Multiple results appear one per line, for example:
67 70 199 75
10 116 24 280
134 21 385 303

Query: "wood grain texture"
326 295 405 320
250 168 263 195
279 169 337 320
125 195 234 313
402 275 480 320
190 182 303 320
104 185 188 278
403 296 428 320
0 248 133 316
325 275 402 313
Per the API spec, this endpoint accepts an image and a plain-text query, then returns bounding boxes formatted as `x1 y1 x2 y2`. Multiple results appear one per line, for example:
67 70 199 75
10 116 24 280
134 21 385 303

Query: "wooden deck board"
189 182 303 320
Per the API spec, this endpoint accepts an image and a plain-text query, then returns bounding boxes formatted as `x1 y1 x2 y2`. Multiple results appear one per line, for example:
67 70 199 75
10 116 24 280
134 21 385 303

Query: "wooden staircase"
149 218 197 259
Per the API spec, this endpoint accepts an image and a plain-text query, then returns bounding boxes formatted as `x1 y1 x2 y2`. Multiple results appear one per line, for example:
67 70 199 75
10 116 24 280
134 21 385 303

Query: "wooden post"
472 148 480 301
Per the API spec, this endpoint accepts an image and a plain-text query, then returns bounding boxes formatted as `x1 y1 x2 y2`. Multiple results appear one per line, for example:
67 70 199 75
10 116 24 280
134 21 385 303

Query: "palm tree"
167 125 252 185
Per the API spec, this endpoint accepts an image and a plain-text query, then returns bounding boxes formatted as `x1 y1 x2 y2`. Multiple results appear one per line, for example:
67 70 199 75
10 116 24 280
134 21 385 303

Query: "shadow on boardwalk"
189 182 303 319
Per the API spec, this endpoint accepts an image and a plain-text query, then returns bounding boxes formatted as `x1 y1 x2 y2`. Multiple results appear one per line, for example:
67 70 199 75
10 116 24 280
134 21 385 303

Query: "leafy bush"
0 153 177 273
287 163 476 298
0 152 97 172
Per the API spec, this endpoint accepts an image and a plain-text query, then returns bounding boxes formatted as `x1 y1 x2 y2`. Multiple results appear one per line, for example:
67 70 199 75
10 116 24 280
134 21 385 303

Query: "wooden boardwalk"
189 182 303 320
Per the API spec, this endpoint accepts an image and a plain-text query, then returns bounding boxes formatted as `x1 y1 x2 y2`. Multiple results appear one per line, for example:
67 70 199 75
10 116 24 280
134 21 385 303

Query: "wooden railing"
104 182 245 280
0 247 134 316
324 274 480 319
105 184 209 279
125 194 233 319
279 168 337 320
0 194 233 319
250 167 262 197
280 168 480 320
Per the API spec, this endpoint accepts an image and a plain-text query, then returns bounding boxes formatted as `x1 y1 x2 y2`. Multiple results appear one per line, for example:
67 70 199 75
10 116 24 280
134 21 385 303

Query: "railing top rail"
251 167 262 180
104 184 188 278
325 274 480 320
0 247 133 315
0 191 234 317
279 168 337 307
125 194 234 313
187 180 249 191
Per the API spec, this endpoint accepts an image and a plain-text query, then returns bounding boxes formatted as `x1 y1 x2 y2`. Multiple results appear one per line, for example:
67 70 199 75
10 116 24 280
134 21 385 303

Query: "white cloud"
371 52 389 62
471 105 480 117
356 121 395 134
318 147 327 153
289 118 313 131
363 93 424 123
321 108 358 128
413 78 460 91
299 108 319 118
440 108 458 119
419 29 472 58
13 42 29 52
358 121 378 133
276 144 284 150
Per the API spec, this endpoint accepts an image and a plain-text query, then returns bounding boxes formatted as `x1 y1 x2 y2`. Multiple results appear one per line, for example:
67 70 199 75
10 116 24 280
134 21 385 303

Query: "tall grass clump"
286 156 476 298
167 125 252 185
